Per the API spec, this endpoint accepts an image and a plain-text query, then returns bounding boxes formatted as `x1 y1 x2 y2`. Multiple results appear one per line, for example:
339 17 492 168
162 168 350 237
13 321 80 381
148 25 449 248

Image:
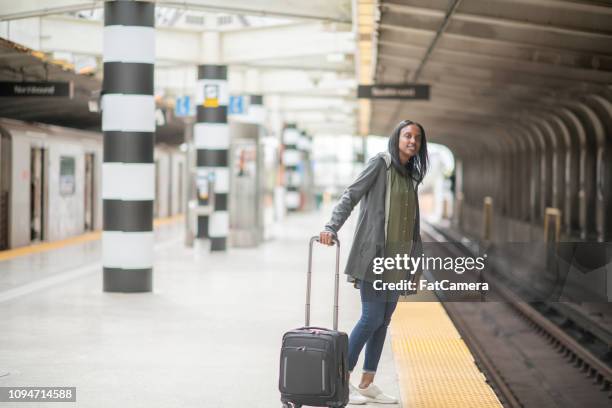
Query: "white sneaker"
357 383 398 404
348 383 368 405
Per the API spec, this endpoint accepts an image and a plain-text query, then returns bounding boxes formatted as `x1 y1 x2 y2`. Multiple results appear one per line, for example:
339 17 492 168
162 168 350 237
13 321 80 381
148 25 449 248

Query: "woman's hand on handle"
319 231 335 246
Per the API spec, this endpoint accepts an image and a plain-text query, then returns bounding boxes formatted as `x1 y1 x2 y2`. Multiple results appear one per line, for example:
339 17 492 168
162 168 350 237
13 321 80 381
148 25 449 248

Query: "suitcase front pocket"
280 347 332 397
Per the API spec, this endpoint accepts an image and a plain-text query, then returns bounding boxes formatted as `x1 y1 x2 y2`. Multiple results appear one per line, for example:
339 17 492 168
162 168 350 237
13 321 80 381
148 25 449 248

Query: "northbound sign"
357 84 429 100
0 81 73 98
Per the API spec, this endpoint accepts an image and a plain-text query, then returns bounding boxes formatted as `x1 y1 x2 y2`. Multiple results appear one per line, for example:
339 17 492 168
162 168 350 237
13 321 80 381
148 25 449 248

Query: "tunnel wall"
449 91 611 243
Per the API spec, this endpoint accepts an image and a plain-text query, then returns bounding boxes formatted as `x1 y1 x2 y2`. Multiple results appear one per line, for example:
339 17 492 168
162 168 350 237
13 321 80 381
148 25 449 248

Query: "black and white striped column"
194 65 229 251
282 124 301 211
102 0 155 292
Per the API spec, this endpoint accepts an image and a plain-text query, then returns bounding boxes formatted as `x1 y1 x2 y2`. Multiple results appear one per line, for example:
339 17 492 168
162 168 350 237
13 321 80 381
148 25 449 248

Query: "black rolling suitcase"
279 236 349 408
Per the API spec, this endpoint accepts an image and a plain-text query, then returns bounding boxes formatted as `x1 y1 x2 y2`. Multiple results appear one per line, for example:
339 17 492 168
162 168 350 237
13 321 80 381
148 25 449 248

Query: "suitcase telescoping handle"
305 235 341 331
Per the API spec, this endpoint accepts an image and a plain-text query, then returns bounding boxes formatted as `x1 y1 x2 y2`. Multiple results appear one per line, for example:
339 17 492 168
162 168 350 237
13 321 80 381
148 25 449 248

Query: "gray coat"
324 152 423 294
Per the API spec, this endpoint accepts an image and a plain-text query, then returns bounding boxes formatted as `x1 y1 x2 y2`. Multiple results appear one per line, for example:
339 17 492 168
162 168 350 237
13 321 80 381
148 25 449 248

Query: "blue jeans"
347 281 400 373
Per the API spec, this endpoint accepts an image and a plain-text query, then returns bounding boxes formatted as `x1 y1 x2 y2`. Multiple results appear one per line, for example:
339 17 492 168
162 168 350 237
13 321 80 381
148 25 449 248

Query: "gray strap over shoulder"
379 151 392 169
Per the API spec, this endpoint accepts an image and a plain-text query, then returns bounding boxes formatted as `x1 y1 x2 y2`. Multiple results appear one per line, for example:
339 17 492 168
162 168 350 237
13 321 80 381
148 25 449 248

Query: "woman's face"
399 124 421 159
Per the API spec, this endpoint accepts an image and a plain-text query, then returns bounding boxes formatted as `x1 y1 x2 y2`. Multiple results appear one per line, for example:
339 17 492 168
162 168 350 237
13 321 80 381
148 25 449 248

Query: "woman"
319 120 427 405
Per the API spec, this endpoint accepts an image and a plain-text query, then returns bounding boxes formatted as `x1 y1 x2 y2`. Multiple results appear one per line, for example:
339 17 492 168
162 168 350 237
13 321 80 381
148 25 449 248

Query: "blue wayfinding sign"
229 95 245 115
175 95 191 117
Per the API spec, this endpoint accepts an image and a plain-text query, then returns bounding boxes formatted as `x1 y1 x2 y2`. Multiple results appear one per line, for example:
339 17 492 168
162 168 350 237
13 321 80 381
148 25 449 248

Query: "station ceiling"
0 0 352 24
0 0 355 136
0 0 610 144
368 0 612 148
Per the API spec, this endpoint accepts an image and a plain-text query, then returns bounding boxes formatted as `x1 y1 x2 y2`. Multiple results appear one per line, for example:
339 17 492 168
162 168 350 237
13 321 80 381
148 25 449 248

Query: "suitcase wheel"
281 402 301 408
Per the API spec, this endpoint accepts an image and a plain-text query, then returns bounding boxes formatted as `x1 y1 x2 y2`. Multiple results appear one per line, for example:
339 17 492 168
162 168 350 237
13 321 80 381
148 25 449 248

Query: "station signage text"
0 81 73 98
357 84 430 100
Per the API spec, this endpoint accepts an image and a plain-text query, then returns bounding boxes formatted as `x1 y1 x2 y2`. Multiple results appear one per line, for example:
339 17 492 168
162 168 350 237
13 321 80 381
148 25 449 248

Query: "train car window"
60 156 76 196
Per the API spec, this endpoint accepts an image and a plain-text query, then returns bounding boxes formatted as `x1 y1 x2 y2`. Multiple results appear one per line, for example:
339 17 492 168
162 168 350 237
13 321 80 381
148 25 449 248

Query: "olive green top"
384 165 416 283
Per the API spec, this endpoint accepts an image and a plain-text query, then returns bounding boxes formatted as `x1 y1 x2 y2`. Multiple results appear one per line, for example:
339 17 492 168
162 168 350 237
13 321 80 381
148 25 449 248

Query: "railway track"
422 223 612 407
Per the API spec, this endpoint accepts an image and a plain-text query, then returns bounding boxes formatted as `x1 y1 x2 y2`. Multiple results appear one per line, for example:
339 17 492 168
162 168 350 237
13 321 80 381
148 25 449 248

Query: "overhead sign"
357 84 429 100
229 95 245 115
175 95 191 117
0 81 73 98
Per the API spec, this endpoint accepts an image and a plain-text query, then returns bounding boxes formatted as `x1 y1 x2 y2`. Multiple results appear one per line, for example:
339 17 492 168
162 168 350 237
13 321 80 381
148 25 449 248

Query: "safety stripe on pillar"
103 63 154 94
102 268 153 293
103 200 153 232
102 231 154 268
103 131 154 163
248 94 265 124
104 1 155 26
103 27 155 63
194 123 229 149
102 163 155 200
102 0 155 292
196 150 229 167
197 167 229 192
195 64 229 250
101 95 155 131
196 105 228 123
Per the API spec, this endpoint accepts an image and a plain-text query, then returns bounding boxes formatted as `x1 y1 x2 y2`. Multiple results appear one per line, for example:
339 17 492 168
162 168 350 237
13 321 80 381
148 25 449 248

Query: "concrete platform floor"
0 209 400 407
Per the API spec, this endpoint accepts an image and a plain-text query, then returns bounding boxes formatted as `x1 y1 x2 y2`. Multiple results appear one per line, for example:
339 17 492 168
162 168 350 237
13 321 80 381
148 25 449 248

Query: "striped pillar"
194 65 229 251
102 1 155 292
282 125 302 211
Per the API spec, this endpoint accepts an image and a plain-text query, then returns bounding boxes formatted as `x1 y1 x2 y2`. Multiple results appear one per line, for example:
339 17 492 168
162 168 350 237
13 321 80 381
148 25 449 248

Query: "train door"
0 130 10 250
30 146 47 242
84 153 95 231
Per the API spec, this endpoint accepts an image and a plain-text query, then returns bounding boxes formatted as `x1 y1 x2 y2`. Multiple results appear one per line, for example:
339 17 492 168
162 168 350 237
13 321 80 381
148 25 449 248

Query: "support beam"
383 0 612 36
39 15 200 63
377 45 612 83
159 0 351 23
381 0 462 138
377 31 612 72
221 22 354 64
102 0 155 293
379 11 612 54
0 0 352 23
36 16 355 66
0 0 101 21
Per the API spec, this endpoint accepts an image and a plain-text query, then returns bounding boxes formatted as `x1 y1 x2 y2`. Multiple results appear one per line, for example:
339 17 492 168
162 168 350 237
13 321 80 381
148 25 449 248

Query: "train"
0 118 185 250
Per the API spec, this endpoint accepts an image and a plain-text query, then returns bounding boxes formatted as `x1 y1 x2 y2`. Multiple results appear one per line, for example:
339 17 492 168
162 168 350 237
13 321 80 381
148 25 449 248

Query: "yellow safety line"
0 214 184 262
390 294 502 408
